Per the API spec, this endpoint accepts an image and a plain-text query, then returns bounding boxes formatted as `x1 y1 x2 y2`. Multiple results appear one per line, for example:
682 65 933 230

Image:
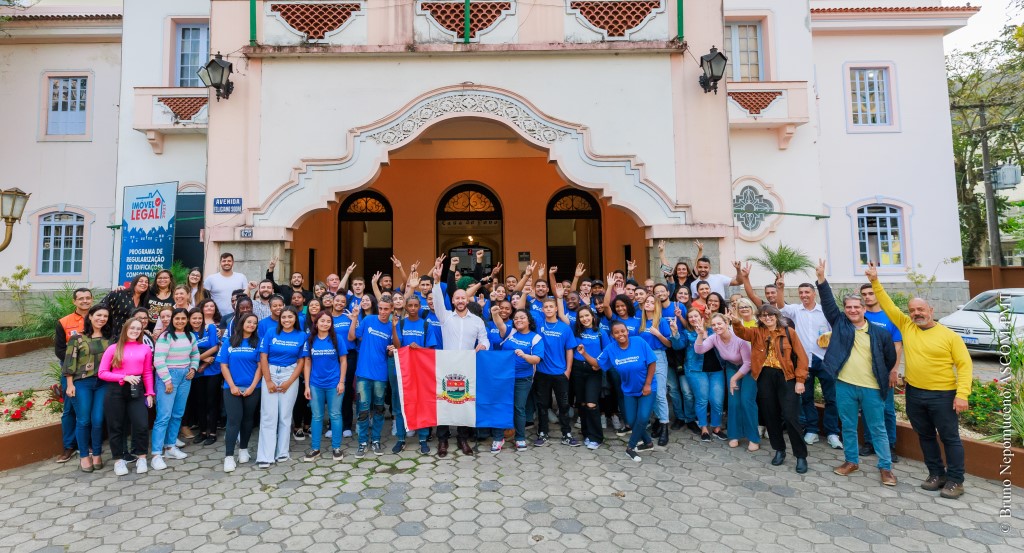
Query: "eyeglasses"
758 314 777 318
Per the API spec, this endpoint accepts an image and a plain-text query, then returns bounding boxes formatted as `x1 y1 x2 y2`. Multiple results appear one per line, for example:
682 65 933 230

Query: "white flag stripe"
435 350 477 428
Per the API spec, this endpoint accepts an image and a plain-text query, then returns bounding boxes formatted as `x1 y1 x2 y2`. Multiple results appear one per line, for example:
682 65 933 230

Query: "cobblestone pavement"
0 424 1021 553
0 348 56 393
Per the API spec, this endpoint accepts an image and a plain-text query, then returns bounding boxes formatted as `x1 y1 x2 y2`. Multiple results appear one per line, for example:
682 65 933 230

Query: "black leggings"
193 375 223 436
341 351 358 432
105 382 149 460
222 389 260 456
572 360 604 443
293 375 312 430
756 366 808 459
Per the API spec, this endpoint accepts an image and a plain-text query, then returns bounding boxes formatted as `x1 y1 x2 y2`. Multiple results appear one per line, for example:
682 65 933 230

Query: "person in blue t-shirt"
329 293 358 439
256 295 286 340
485 300 514 350
390 294 438 455
256 306 309 468
860 283 904 461
533 296 580 448
216 313 261 472
500 309 544 451
559 294 608 449
301 311 348 462
581 320 657 462
348 298 397 457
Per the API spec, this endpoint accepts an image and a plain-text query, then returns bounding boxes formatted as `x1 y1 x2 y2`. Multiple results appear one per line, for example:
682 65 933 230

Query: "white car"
938 289 1024 352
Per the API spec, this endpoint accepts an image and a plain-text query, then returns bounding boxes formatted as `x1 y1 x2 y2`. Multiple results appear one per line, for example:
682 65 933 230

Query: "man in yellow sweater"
866 264 972 499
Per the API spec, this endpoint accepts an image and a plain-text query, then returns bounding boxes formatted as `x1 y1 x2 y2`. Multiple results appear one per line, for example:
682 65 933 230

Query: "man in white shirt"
689 256 739 298
781 282 840 449
431 258 489 457
205 252 250 315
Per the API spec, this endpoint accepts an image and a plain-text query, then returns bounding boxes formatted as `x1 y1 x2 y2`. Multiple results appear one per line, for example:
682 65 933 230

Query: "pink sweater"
693 333 753 375
97 342 155 396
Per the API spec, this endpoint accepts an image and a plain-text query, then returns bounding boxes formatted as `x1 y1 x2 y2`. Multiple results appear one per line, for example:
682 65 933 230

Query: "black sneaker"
701 431 712 442
302 449 320 461
561 434 581 447
392 441 405 454
332 448 344 461
419 441 430 454
861 442 876 456
712 429 728 441
293 429 306 441
355 443 367 458
670 420 685 431
203 436 217 447
686 421 701 435
890 447 900 464
616 426 632 437
123 453 138 464
636 441 654 452
624 448 641 462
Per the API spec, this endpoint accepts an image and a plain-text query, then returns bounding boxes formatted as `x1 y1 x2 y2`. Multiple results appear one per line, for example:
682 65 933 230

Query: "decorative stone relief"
268 2 363 41
566 0 663 40
418 1 514 41
732 177 783 241
368 92 570 146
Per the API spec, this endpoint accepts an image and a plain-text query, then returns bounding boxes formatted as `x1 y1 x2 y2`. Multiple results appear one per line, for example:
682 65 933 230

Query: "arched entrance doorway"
436 183 502 276
338 190 393 279
546 188 602 283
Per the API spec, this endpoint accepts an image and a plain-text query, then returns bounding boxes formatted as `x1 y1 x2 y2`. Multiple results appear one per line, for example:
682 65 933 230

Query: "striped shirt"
154 332 199 383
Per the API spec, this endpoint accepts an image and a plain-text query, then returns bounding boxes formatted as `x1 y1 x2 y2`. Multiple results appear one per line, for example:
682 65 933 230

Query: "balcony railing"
132 87 209 154
725 81 810 150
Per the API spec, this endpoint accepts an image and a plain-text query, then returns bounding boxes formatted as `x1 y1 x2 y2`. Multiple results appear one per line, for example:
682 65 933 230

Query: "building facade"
0 0 977 319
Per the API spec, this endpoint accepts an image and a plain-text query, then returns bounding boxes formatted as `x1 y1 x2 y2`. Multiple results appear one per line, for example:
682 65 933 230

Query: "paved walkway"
0 424 1021 552
0 348 56 393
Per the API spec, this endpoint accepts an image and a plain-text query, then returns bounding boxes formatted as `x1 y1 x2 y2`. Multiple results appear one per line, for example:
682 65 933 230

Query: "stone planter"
0 422 62 471
0 336 52 359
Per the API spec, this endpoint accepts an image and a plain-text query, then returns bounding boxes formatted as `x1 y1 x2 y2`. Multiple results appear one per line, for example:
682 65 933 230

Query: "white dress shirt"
781 302 830 361
432 284 489 351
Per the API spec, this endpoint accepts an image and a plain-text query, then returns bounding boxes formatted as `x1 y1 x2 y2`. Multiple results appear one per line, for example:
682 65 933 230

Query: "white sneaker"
238 448 250 463
827 434 844 449
600 415 607 429
114 460 129 476
342 430 352 438
224 456 236 472
803 433 820 445
611 415 623 431
165 446 188 460
325 430 332 438
150 455 167 471
586 440 600 451
136 457 148 474
175 439 185 448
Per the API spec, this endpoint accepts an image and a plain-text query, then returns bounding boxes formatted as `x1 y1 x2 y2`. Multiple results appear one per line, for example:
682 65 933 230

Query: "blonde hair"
640 299 663 332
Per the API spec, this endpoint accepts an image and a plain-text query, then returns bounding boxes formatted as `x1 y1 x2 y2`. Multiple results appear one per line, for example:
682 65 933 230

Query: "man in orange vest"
53 288 93 463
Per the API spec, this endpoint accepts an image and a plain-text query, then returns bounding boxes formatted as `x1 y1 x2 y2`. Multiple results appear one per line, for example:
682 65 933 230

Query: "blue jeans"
151 368 193 454
622 393 655 448
800 356 839 436
652 350 669 423
70 377 105 457
667 370 695 423
836 380 891 470
513 376 533 442
310 386 343 451
863 387 897 447
355 377 387 444
725 366 759 443
60 382 77 450
686 371 724 428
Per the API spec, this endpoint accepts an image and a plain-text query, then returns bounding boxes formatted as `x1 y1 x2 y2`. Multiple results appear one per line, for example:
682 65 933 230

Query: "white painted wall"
113 0 210 286
0 39 121 290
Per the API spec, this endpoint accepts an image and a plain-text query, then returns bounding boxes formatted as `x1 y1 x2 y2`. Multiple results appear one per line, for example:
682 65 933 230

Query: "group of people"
51 241 974 499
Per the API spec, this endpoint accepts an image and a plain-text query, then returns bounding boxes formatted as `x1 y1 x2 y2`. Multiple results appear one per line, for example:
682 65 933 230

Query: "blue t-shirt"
500 330 544 378
486 320 513 350
662 302 687 323
257 317 279 340
259 329 309 367
215 337 262 389
526 296 546 319
424 311 443 349
308 335 348 389
398 317 437 348
574 327 608 362
536 320 577 375
332 314 356 350
355 316 394 382
597 339 657 397
638 317 674 351
564 308 578 328
601 315 641 336
195 323 221 376
864 310 902 343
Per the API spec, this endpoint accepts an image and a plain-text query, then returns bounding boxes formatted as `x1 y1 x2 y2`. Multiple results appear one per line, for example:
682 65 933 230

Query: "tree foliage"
948 12 1024 265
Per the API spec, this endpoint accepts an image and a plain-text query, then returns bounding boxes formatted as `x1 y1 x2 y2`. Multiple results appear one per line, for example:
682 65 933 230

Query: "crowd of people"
51 241 974 499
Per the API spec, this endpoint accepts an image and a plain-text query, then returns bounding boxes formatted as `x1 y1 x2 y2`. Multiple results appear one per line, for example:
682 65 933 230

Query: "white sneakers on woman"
224 456 236 472
238 448 250 463
136 457 148 474
165 446 188 460
114 460 129 476
150 455 167 471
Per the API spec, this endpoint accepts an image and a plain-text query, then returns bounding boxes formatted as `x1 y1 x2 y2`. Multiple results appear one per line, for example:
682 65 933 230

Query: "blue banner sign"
118 182 177 286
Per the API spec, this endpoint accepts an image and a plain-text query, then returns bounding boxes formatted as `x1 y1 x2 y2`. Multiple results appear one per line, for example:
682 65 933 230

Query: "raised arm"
866 263 913 332
658 240 671 279
339 262 356 290
371 271 384 301
736 261 766 308
570 263 586 292
554 283 571 325
431 262 454 323
392 256 409 289
815 259 841 326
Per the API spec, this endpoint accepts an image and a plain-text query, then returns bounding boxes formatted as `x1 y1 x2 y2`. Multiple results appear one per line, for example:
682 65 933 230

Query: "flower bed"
0 389 64 471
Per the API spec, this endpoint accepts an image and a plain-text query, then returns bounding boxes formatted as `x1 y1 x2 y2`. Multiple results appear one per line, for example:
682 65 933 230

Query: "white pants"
257 364 298 463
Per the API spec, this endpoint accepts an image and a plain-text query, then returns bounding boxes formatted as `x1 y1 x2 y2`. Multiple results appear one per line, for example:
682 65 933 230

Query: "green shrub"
961 379 1006 434
0 283 106 343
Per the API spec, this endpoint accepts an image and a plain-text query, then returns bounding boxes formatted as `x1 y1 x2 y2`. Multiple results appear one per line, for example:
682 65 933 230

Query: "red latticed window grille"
728 91 782 115
270 3 362 40
157 97 208 121
569 1 661 37
420 1 512 39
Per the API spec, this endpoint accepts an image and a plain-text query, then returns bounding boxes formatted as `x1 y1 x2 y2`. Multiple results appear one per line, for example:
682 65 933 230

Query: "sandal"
747 442 760 452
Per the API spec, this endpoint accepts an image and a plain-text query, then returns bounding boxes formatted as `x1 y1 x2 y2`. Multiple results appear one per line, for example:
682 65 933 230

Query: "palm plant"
746 243 815 276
